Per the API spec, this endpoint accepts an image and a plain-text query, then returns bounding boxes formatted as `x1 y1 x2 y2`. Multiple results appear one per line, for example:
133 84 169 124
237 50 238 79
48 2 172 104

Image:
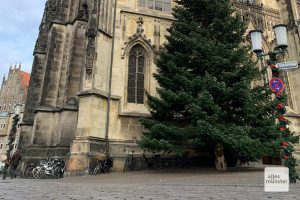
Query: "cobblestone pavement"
0 168 299 200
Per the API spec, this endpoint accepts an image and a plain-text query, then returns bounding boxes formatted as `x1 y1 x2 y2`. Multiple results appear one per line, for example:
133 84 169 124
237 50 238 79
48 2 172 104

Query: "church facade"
20 0 300 173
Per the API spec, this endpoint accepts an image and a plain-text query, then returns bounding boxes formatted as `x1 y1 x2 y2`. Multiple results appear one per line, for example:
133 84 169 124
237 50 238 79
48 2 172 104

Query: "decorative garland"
268 61 299 183
6 115 19 160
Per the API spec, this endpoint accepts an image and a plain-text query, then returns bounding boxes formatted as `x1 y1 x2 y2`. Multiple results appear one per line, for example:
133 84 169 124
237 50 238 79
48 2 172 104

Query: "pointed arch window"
128 45 146 104
138 0 172 13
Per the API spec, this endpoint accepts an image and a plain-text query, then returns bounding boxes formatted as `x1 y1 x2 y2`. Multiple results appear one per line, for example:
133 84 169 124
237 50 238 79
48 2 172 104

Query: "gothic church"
20 0 300 173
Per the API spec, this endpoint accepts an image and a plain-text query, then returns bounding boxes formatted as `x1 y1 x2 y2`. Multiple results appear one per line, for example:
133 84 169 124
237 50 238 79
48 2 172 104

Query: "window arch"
138 0 172 13
127 44 146 104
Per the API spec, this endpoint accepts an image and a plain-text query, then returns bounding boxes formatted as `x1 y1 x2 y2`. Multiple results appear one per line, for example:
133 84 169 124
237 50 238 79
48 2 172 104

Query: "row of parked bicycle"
21 153 190 177
92 151 191 174
23 158 65 179
123 152 191 172
23 156 114 177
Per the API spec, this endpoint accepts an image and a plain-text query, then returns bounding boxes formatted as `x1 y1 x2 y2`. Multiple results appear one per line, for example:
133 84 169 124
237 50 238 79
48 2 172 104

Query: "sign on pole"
276 61 299 71
269 78 284 93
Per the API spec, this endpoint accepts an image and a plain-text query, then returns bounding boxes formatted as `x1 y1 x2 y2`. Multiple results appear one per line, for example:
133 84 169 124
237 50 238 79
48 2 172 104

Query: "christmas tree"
138 0 299 182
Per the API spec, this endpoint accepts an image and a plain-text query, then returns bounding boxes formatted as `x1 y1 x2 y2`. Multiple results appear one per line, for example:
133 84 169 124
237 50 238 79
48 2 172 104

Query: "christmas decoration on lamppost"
250 24 299 183
6 104 22 159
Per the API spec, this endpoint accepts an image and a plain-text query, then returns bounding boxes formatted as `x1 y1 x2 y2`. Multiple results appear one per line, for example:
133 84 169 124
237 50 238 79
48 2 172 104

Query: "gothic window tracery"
138 0 172 13
127 44 146 104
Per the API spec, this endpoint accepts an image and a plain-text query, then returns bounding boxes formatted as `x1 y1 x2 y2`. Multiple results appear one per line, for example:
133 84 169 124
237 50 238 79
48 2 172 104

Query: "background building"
0 64 30 165
20 0 300 174
0 112 9 162
0 64 30 112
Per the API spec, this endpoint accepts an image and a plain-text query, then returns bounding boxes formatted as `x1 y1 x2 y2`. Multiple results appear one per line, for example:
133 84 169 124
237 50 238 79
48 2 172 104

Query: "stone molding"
120 9 175 26
118 112 151 117
34 105 78 113
77 89 121 100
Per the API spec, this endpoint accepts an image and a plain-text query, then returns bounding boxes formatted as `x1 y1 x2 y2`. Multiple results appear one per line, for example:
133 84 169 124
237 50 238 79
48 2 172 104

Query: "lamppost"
249 25 289 78
6 104 21 158
249 25 299 183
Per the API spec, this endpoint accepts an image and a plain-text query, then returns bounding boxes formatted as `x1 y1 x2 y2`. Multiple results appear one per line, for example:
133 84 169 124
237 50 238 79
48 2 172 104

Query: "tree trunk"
215 143 227 171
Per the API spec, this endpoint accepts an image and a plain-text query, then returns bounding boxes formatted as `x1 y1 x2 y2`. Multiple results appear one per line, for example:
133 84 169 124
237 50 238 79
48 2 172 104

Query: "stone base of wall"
24 145 70 158
66 137 106 175
21 139 299 176
66 137 150 174
66 138 216 174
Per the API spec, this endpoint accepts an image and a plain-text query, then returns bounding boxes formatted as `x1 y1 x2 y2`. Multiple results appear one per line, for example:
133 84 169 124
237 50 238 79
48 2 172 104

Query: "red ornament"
279 127 286 131
280 141 289 146
283 155 289 159
277 116 286 121
273 71 280 78
269 64 276 68
275 91 282 96
276 104 284 109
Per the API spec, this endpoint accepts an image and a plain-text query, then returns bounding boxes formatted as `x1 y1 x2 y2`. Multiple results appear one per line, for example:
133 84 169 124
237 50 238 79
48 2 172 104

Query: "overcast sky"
0 0 46 83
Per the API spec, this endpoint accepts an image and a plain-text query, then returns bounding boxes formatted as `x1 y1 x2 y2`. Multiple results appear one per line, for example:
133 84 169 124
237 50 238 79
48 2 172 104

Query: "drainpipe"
105 0 117 156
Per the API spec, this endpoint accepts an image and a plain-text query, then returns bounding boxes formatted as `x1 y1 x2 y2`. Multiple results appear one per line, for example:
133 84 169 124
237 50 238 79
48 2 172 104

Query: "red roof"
18 71 30 94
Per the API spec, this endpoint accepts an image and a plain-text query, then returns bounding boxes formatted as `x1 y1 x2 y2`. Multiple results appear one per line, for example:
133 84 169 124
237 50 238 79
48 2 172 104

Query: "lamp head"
273 24 288 49
249 30 263 54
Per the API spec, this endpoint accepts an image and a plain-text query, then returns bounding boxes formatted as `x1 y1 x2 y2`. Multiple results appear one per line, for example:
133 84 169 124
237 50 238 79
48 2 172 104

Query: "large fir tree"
138 0 298 181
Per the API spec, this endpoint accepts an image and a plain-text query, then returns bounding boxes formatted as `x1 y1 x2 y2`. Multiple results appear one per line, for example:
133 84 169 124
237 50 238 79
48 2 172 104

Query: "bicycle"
93 156 113 175
51 158 65 178
31 158 65 179
23 162 36 178
143 153 164 170
172 152 191 168
123 151 139 173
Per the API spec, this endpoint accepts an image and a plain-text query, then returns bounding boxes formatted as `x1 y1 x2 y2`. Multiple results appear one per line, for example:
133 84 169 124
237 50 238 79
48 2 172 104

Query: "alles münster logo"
265 167 289 192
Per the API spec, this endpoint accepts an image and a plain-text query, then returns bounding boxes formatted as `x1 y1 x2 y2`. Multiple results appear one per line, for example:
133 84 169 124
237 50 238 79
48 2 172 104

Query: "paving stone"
0 169 299 199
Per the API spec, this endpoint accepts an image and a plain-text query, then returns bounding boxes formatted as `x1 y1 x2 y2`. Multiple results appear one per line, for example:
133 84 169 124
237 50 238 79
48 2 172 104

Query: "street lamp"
250 24 288 57
249 24 300 183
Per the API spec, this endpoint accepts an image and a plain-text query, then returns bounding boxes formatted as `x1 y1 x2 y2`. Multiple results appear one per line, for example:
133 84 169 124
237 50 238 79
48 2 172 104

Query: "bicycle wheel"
32 168 40 179
93 165 100 175
123 158 128 173
23 168 28 178
26 167 34 178
153 160 163 170
52 167 59 179
172 158 181 168
103 165 109 173
39 167 46 179
129 159 136 171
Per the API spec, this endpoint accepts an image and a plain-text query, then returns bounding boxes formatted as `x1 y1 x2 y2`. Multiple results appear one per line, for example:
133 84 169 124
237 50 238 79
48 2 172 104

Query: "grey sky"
0 0 46 82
